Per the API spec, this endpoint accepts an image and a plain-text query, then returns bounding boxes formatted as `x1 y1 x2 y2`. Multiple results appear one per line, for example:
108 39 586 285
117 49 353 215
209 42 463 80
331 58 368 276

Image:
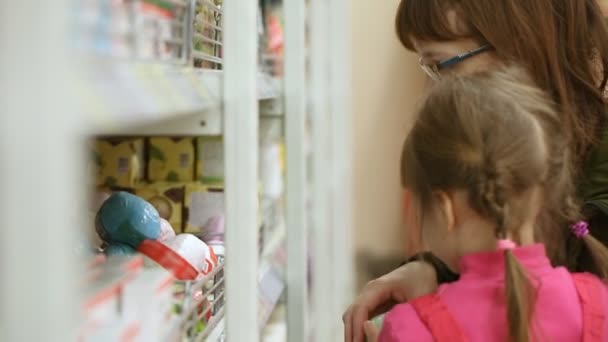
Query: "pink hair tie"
497 239 517 250
571 221 589 238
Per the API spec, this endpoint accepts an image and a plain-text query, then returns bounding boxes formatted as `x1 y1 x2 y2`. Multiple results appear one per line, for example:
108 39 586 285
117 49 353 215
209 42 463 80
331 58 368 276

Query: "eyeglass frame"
418 44 493 80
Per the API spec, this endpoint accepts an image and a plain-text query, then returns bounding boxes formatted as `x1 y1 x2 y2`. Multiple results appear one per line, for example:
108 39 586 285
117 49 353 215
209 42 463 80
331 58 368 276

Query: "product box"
80 317 141 342
135 183 185 231
195 136 224 184
103 254 145 275
84 254 144 287
94 138 145 188
183 183 225 234
148 137 195 182
81 271 128 334
121 268 174 340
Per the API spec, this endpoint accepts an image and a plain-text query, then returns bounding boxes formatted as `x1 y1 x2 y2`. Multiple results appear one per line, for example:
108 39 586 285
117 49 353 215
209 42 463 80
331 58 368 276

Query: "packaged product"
195 136 224 184
121 268 175 340
159 218 177 242
94 138 144 188
183 183 225 234
135 183 185 231
163 234 218 275
96 191 161 248
148 137 195 182
138 234 218 279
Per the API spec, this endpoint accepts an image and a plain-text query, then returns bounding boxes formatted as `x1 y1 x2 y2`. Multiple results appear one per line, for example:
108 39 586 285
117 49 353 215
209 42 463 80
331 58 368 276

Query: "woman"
343 0 608 341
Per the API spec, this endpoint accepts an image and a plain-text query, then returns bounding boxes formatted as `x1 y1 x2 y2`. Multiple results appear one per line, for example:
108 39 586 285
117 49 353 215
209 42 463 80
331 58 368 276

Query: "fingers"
364 321 380 342
343 306 353 342
343 281 388 342
352 303 370 342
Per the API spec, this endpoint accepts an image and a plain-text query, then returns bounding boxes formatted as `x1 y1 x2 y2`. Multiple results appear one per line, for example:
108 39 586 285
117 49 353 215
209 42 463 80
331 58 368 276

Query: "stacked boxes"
79 254 175 341
92 137 227 236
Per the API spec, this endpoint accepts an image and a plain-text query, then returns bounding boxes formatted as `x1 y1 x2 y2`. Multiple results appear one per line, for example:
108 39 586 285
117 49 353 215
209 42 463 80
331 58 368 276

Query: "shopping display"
193 0 224 69
88 188 224 340
71 1 289 341
72 0 188 61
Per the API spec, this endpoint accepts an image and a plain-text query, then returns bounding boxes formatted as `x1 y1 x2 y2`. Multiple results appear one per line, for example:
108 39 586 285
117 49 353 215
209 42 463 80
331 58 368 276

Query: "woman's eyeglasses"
419 45 493 81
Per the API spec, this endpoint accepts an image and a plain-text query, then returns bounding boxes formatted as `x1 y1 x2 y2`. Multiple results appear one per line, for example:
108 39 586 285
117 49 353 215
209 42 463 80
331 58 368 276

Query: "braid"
480 177 507 237
476 154 510 239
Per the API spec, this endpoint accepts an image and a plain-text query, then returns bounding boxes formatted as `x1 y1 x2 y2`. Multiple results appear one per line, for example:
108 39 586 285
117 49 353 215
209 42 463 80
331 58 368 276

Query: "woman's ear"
435 191 456 233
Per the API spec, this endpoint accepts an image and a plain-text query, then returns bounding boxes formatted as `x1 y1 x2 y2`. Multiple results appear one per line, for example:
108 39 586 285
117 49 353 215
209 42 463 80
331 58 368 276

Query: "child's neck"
458 218 537 256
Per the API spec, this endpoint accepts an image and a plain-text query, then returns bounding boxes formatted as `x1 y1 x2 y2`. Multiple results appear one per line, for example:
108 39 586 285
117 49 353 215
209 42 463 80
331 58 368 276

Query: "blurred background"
0 0 427 341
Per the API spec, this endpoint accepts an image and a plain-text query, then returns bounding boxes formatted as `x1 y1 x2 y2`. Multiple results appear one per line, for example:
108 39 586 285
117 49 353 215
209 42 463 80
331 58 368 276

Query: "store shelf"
258 223 286 330
77 59 281 135
166 261 226 342
258 73 282 101
262 304 286 342
204 315 226 342
260 222 286 263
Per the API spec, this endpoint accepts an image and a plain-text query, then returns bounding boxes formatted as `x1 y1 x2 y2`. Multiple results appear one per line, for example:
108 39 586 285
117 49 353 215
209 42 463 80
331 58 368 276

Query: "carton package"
135 183 185 231
183 183 225 234
195 136 224 184
80 317 141 342
94 138 145 188
148 137 195 182
121 268 175 341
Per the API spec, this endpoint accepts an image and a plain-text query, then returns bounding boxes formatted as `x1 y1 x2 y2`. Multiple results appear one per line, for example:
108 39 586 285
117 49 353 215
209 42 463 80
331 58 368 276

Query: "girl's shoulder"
568 272 608 340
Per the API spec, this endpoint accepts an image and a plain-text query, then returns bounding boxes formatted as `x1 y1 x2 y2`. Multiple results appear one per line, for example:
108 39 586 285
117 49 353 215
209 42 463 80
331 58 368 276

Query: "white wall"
350 0 426 287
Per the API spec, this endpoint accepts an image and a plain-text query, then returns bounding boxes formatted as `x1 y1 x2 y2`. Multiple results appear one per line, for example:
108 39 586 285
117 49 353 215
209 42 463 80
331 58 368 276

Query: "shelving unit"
1 0 353 341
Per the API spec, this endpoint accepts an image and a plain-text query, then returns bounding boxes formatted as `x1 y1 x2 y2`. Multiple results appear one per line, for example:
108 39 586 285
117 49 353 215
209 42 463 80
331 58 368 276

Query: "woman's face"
414 38 500 79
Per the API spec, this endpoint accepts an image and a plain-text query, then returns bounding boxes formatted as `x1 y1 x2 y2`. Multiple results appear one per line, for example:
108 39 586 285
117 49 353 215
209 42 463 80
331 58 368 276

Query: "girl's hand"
363 321 380 342
342 261 438 342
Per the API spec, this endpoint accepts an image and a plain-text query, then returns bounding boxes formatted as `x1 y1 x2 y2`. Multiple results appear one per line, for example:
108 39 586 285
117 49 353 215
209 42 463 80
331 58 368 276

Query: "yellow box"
195 136 224 184
148 138 195 182
183 183 225 234
135 183 185 231
94 138 144 188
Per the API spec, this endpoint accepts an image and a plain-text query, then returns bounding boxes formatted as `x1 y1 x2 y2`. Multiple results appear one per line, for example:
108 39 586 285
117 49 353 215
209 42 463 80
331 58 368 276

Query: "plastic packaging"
163 234 217 275
96 191 161 248
158 218 176 242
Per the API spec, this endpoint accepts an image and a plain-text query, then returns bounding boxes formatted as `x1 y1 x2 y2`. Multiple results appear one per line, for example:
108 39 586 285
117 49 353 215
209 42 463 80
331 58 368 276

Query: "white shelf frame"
1 1 80 341
328 0 355 337
307 0 354 340
283 0 309 341
308 0 333 339
222 0 259 342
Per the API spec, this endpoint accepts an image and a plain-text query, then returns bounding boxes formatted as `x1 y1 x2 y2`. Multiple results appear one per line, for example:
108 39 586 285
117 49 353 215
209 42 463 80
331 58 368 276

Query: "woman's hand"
342 261 438 342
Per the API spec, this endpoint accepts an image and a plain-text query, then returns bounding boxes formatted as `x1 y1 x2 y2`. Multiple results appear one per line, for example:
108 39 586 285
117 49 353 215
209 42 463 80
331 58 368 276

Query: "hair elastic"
497 239 517 250
571 221 589 238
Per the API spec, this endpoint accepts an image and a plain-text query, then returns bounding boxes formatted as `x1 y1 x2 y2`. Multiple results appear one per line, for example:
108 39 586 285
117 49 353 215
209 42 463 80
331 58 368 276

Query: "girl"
377 69 608 341
344 1 608 340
